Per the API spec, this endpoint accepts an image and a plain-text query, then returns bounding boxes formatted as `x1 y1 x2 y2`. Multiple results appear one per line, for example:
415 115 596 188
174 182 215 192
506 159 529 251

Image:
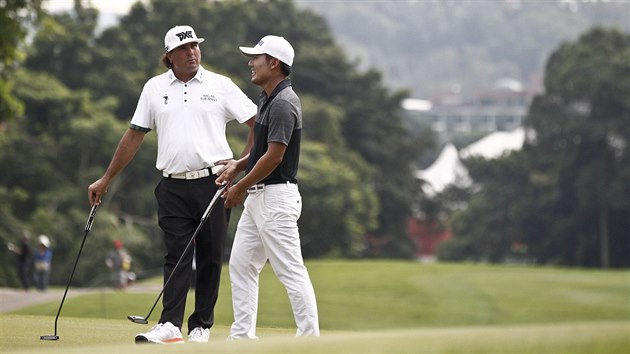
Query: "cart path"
0 288 72 313
0 284 161 313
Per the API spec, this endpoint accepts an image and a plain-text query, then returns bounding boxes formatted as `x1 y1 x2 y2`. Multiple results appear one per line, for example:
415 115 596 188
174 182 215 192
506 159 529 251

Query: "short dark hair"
280 61 292 76
265 54 292 76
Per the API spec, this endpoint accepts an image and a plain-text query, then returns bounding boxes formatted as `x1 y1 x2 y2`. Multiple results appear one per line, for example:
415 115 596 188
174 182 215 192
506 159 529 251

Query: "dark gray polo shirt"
246 79 302 184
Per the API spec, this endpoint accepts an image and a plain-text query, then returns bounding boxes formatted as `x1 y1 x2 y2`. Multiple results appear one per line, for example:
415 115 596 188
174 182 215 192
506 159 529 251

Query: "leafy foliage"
441 28 630 268
525 27 630 267
0 0 42 122
0 0 423 286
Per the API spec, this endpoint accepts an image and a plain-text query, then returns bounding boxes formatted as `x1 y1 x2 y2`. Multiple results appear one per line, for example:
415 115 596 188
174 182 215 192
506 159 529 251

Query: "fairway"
2 261 629 353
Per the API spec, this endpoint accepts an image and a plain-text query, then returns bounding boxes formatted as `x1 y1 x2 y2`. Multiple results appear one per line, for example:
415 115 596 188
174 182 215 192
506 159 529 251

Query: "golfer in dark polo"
218 35 320 339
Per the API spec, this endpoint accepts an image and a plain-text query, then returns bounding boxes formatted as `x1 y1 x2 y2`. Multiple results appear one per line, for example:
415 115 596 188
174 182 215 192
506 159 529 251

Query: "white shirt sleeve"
130 80 155 131
224 79 257 124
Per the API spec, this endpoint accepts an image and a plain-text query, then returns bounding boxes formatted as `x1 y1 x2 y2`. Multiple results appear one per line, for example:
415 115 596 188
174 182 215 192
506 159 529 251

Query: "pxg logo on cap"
177 31 193 41
164 25 205 52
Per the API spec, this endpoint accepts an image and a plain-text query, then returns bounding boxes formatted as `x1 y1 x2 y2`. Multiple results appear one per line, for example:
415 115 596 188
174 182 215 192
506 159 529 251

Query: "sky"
44 0 140 14
43 0 147 30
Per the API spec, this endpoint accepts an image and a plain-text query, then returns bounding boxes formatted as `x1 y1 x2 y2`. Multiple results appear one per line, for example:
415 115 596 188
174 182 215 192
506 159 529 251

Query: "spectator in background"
33 234 53 292
7 231 33 291
105 239 132 290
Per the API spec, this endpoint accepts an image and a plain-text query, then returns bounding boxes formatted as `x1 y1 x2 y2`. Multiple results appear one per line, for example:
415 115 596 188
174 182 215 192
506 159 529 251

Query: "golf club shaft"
140 185 226 322
52 204 98 336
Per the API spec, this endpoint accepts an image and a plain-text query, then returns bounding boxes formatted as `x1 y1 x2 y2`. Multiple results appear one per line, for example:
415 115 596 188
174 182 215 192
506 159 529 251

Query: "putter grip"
200 184 227 221
85 204 98 232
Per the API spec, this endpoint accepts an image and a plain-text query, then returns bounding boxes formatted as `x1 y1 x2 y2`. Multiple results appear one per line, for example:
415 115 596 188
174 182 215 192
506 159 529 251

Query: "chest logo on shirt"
200 94 217 102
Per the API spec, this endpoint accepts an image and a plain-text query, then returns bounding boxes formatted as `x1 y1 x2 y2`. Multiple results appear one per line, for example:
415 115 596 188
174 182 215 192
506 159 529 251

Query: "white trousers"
229 183 320 339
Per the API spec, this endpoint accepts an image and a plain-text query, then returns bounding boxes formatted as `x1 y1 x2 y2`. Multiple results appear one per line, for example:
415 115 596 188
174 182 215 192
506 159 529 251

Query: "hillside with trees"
297 0 630 100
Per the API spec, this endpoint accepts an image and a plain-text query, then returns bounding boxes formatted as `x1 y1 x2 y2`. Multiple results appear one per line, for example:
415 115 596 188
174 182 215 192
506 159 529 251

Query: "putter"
41 204 99 341
128 184 227 325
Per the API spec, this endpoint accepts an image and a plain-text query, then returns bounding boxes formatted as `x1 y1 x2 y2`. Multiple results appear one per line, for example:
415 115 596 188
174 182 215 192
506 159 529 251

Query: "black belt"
247 181 296 193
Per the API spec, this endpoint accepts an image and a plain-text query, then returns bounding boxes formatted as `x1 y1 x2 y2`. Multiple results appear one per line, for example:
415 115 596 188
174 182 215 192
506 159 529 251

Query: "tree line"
432 28 630 268
298 0 630 101
1 1 628 288
0 0 420 286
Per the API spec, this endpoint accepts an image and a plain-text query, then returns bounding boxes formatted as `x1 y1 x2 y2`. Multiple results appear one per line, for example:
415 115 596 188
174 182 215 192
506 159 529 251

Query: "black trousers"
18 260 32 290
154 175 229 333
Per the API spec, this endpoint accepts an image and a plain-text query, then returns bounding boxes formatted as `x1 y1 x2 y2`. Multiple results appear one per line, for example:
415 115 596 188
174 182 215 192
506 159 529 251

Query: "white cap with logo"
38 234 51 248
239 35 294 67
164 25 205 52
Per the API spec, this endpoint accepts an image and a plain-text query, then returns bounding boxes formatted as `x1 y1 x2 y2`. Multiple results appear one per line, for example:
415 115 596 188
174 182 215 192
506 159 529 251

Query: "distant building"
403 77 534 139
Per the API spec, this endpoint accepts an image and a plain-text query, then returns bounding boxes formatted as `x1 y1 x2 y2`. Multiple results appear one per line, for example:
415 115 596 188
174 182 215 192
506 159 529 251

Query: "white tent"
460 127 525 159
417 128 526 196
415 143 471 196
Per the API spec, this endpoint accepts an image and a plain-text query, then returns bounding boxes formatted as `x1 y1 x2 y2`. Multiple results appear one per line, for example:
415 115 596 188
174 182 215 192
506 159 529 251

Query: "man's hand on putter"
214 159 239 185
88 178 108 206
223 183 247 208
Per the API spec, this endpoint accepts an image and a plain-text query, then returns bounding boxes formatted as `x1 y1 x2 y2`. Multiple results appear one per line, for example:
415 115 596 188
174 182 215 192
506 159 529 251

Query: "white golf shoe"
134 322 184 344
187 327 210 343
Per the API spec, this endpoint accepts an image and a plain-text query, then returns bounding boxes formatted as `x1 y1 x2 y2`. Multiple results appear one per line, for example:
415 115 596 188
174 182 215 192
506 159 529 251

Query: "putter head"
40 335 59 340
128 315 148 324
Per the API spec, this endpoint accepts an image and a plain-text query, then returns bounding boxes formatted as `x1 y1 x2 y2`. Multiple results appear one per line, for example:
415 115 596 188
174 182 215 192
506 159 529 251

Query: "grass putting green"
3 260 630 353
1 315 628 354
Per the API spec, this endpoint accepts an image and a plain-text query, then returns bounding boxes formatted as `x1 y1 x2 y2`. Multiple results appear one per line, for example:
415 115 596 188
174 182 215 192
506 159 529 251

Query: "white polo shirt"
130 67 257 175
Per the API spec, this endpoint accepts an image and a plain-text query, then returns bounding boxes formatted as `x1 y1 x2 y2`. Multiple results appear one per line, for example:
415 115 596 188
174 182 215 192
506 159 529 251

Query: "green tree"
443 28 630 268
443 152 534 262
25 1 99 90
338 70 419 257
299 95 379 257
0 0 42 122
300 142 379 257
526 27 630 268
0 67 162 286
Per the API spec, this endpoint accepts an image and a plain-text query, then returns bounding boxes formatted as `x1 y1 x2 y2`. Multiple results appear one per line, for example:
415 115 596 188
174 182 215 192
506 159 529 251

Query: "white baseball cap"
38 234 51 248
164 25 205 52
239 35 294 67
